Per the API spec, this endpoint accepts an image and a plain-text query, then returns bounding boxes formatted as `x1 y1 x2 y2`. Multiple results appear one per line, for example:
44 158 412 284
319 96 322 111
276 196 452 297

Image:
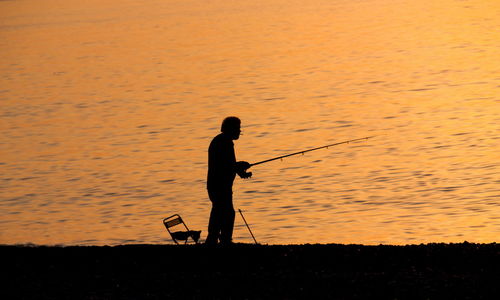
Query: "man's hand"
236 161 250 171
236 161 252 179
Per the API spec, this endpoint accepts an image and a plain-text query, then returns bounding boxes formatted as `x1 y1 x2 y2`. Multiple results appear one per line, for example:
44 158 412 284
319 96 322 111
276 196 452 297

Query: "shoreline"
3 242 498 299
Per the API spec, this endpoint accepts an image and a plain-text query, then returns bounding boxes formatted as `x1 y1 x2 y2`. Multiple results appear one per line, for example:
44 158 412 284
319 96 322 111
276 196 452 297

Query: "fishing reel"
238 171 252 179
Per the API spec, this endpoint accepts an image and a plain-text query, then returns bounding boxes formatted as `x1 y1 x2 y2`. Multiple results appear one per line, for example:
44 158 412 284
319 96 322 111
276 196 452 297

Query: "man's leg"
205 190 222 245
219 191 235 245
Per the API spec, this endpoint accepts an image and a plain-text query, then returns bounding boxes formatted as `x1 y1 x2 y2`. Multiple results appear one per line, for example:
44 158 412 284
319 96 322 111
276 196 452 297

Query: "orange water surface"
1 0 499 245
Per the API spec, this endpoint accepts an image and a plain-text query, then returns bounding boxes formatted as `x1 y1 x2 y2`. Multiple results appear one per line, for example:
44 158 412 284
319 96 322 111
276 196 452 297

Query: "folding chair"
163 214 201 244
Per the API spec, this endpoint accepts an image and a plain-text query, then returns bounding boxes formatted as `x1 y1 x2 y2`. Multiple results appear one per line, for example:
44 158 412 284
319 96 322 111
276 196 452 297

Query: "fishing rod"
249 136 375 167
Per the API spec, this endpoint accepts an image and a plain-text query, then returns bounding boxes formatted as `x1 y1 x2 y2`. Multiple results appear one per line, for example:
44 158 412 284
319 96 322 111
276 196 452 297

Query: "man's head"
221 116 241 140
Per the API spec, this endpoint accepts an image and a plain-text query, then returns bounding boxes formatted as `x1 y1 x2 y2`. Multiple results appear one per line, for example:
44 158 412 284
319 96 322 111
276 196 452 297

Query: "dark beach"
2 242 498 299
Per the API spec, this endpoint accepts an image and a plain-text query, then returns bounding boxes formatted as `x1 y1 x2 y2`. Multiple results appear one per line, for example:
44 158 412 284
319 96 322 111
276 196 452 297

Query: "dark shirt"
207 133 236 190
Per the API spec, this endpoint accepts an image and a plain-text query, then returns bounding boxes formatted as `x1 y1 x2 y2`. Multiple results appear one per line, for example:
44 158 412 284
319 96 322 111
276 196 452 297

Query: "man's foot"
219 240 233 247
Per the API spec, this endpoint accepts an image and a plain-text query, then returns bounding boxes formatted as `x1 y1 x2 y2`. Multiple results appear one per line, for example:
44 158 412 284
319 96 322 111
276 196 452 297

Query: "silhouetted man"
206 116 252 245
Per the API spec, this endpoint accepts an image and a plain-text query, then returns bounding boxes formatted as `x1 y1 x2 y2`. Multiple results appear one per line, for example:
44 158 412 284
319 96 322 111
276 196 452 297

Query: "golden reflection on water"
1 0 499 245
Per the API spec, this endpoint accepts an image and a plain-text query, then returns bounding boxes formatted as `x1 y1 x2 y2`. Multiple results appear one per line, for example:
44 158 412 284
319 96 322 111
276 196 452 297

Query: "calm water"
1 0 499 245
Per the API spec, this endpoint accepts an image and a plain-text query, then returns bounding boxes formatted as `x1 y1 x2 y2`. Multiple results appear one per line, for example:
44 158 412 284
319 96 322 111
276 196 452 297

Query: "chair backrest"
164 216 183 229
163 214 189 232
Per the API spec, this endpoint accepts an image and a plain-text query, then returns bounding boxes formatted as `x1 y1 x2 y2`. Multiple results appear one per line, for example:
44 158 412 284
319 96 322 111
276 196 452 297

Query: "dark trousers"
206 188 235 245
